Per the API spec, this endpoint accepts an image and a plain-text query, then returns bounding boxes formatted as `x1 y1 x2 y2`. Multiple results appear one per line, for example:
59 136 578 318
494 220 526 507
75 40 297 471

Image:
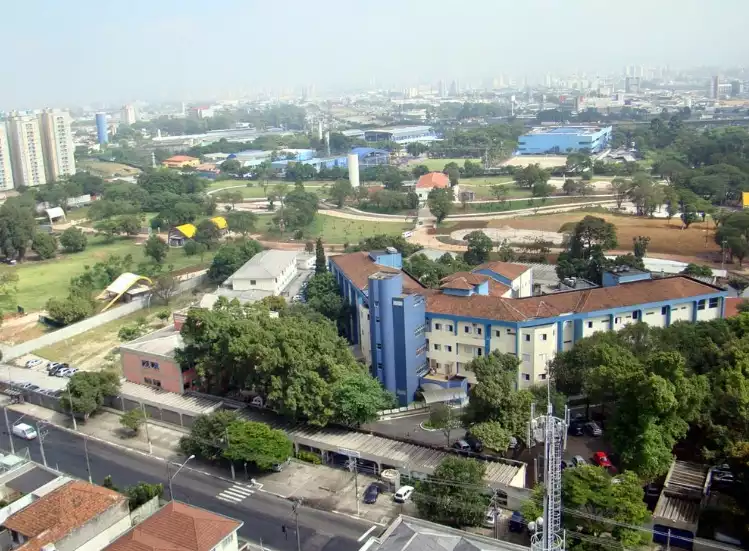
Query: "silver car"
572 455 587 467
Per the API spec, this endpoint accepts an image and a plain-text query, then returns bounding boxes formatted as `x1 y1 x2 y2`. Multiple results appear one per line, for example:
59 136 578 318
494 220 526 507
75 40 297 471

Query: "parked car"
55 368 71 377
464 434 483 453
25 359 42 368
484 508 497 527
507 436 518 450
363 483 380 504
592 451 612 468
585 421 603 437
572 455 587 467
393 485 414 503
12 423 37 440
452 439 471 452
63 368 78 378
509 511 525 533
712 465 735 484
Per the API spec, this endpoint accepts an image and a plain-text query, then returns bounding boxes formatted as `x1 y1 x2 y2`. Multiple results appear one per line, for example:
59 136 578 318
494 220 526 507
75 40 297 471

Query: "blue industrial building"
330 250 727 406
95 113 108 145
516 126 613 155
351 147 390 167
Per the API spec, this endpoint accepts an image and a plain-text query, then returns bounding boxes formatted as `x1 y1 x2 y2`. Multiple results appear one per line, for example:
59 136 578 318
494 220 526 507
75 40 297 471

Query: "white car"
25 359 42 368
393 485 414 503
55 368 73 377
12 423 37 440
484 509 498 527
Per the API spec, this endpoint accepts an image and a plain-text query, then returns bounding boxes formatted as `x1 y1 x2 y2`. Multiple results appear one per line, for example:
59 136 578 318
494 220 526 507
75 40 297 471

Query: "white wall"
66 509 131 551
232 261 297 295
210 530 239 551
511 269 533 298
517 324 556 388
670 302 693 323
358 305 372 366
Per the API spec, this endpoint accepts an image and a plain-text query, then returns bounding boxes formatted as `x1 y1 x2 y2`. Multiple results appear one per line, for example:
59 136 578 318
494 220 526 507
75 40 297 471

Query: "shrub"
296 450 322 465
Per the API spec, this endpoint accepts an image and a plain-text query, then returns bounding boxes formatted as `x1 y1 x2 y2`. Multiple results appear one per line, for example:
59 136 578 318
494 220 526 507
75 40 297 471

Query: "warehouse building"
329 250 727 406
516 126 613 155
364 126 438 146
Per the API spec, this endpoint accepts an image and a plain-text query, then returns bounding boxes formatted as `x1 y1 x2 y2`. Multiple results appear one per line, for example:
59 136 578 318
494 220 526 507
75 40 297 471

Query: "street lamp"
168 455 195 501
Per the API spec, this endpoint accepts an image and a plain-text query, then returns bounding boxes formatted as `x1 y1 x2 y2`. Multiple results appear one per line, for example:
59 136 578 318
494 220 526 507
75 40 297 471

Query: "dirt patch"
0 313 49 346
451 226 566 245
501 155 567 169
490 213 722 260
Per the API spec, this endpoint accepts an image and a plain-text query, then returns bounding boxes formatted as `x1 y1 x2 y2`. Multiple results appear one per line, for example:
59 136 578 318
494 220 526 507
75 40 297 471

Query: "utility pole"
490 489 501 539
37 422 48 467
3 408 14 454
83 435 92 483
292 499 302 551
347 457 360 516
225 428 235 480
141 402 152 454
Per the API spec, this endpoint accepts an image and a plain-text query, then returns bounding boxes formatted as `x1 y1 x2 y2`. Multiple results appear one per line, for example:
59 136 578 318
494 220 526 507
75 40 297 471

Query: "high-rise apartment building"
0 125 14 190
39 108 76 181
7 112 47 187
710 75 720 99
120 104 136 125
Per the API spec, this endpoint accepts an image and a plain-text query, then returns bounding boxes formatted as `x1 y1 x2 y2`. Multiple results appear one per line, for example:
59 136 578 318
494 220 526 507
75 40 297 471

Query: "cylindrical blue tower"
95 113 108 145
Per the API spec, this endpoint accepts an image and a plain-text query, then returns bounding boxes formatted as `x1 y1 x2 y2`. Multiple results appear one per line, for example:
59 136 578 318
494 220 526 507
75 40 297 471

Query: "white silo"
347 153 360 188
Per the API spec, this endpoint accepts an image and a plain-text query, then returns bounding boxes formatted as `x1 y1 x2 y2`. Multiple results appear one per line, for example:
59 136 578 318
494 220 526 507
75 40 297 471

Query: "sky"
3 0 749 109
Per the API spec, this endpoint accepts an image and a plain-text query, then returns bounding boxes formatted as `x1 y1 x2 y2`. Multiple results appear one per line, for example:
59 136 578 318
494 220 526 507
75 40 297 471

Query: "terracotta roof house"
414 172 459 202
104 502 243 551
2 480 130 551
328 249 728 407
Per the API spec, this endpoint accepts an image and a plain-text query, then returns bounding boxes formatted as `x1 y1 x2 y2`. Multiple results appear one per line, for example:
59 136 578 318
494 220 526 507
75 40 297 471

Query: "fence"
2 273 208 361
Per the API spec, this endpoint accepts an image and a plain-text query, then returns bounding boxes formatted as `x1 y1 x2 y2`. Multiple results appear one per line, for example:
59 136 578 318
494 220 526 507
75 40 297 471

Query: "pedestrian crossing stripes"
216 484 256 503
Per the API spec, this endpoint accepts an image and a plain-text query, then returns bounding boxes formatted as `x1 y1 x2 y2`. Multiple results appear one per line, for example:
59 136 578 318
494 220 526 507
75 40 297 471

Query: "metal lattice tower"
529 396 569 551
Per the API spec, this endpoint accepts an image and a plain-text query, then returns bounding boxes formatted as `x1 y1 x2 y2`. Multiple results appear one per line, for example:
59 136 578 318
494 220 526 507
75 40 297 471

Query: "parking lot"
0 360 70 392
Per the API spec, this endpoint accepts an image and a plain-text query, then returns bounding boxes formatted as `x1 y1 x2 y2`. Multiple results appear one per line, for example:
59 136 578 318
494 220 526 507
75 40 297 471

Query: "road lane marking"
217 484 255 503
357 526 377 542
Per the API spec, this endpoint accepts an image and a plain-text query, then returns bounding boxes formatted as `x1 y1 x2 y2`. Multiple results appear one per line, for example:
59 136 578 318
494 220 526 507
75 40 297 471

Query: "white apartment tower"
39 108 76 181
7 112 47 187
0 125 13 190
121 104 136 125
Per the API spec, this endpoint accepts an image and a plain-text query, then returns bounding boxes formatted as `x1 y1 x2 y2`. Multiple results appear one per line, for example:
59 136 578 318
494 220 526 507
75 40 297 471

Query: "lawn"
260 214 412 244
0 236 214 311
457 195 606 214
207 179 332 199
65 206 91 221
78 160 141 179
410 158 482 172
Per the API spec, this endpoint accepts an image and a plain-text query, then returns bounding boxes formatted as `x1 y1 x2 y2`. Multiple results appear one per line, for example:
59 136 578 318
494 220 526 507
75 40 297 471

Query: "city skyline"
3 0 749 108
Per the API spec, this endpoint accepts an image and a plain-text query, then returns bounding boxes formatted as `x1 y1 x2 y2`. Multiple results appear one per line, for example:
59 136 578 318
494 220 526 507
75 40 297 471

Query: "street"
1 409 379 551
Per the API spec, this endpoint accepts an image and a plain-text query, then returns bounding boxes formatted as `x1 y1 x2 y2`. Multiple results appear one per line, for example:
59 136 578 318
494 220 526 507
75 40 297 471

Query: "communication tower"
528 392 569 551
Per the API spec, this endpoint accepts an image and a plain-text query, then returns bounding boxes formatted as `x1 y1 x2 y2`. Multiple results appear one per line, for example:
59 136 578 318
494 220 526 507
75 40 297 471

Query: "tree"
224 420 293 471
609 177 631 210
531 180 554 202
414 457 488 527
331 373 394 427
315 238 326 274
0 272 18 324
125 482 163 511
468 421 512 453
31 232 58 260
225 211 257 236
428 403 462 446
120 408 148 434
0 200 37 259
179 410 238 461
304 272 345 323
194 219 222 249
513 164 550 189
207 239 263 283
444 165 460 187
328 179 354 208
682 263 714 277
60 370 121 417
46 295 95 325
411 165 430 179
144 235 169 264
219 159 242 174
427 188 453 224
152 274 179 304
463 231 493 265
60 227 88 253
632 235 651 259
490 184 508 204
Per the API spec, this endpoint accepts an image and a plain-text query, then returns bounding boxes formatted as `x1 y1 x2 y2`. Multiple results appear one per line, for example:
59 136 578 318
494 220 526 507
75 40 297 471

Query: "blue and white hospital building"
516 125 613 155
329 250 727 406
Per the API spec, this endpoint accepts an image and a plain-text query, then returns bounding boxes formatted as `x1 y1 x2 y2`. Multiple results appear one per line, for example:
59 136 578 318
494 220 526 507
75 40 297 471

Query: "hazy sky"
4 0 748 109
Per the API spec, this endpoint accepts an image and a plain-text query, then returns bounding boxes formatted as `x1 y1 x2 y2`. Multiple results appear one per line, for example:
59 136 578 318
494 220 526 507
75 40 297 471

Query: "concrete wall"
2 274 207 361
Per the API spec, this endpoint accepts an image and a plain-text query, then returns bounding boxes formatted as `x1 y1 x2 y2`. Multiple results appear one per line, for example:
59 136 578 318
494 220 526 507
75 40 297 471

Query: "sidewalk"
1 399 397 524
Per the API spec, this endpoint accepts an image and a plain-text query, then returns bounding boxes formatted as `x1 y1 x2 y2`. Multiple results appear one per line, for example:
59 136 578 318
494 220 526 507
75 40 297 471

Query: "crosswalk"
216 483 256 504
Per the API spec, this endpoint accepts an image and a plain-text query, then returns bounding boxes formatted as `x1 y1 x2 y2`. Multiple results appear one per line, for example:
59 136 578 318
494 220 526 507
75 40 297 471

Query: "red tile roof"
330 252 423 291
105 502 241 551
724 297 743 318
4 481 127 551
165 155 198 163
441 272 489 286
475 261 530 281
415 172 449 189
427 276 722 322
440 278 475 291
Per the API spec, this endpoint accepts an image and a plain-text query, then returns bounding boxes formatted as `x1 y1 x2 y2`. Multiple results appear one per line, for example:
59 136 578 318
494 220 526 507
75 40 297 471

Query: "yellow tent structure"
174 223 197 238
211 216 228 230
743 192 749 208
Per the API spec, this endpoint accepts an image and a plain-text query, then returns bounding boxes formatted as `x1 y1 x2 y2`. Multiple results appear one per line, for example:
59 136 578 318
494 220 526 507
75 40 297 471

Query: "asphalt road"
1 409 378 551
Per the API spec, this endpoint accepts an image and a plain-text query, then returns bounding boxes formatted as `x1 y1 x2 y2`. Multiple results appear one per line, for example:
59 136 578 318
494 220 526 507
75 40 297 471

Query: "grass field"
0 236 214 311
456 195 604 214
260 214 412 243
207 180 331 199
78 160 141 179
409 158 482 172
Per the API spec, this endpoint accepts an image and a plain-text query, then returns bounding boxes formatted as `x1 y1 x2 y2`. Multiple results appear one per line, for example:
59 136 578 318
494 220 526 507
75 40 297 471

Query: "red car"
593 452 612 468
